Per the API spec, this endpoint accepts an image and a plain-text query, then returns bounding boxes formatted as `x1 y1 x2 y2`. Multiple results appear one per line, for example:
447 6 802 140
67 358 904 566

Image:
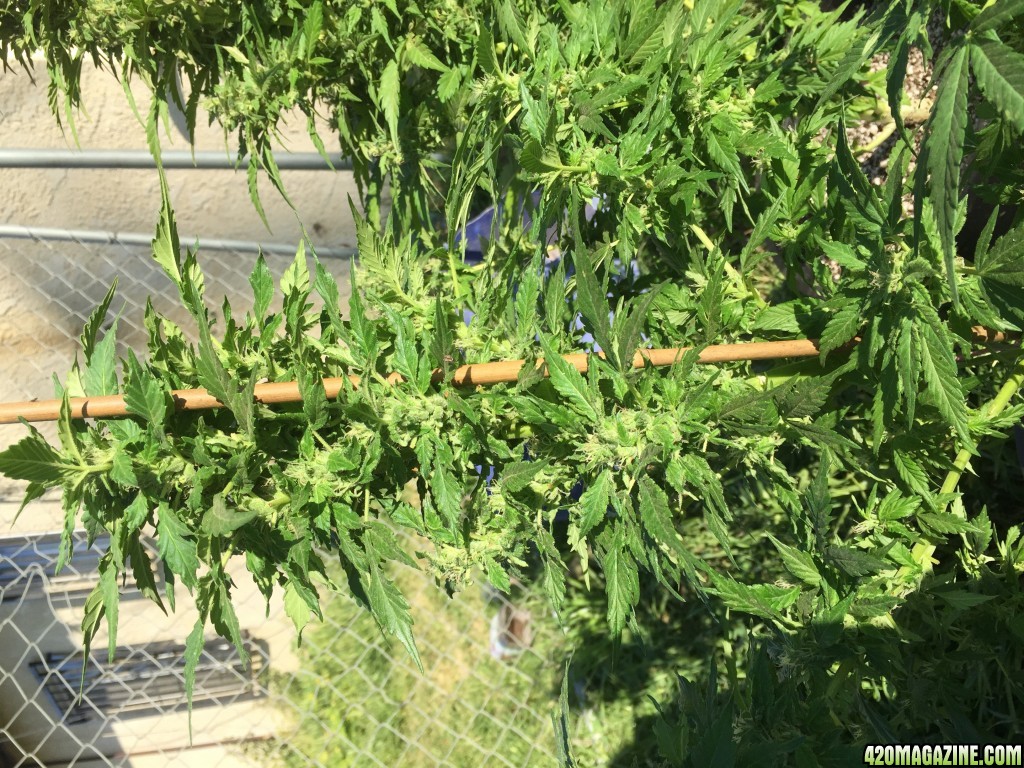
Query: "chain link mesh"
0 229 562 768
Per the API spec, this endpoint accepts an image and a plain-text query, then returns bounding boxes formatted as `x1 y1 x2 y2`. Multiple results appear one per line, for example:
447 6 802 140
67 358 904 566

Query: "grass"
247 526 752 768
243 489 774 768
254 555 570 768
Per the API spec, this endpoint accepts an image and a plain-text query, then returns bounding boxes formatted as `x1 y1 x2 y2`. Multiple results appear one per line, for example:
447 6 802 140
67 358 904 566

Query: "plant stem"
448 246 463 299
853 104 932 155
897 354 1024 592
854 121 897 155
366 159 383 231
220 542 234 568
940 354 1024 497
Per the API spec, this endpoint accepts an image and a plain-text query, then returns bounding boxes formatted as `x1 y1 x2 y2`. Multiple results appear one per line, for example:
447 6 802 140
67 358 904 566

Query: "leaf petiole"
899 353 1024 588
940 353 1024 498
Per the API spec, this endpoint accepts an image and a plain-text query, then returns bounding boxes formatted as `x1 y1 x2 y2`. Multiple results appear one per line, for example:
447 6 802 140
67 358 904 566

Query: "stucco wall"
0 55 360 242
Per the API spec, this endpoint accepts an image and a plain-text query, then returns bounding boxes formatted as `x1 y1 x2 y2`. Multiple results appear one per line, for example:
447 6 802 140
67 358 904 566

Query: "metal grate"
0 533 104 604
29 636 266 726
0 531 164 604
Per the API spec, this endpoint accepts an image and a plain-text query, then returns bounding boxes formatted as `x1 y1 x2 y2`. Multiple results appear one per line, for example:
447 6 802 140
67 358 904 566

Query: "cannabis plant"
2 0 1024 758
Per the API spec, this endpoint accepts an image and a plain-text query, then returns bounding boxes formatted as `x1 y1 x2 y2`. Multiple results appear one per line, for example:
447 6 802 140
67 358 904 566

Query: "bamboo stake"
0 329 1009 425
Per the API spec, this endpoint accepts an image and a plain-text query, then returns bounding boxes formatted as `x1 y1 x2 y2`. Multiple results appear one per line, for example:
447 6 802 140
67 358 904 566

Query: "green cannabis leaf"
3 0 1024 759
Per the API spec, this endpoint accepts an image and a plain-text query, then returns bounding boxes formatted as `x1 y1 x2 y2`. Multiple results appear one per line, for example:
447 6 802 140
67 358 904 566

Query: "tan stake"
0 329 1008 425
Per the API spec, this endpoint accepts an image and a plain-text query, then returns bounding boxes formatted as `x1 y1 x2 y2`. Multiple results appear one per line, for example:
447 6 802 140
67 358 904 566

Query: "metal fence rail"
0 149 351 171
0 225 358 259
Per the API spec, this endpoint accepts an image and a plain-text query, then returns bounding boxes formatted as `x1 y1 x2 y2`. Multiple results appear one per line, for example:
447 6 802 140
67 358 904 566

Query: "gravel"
844 10 946 218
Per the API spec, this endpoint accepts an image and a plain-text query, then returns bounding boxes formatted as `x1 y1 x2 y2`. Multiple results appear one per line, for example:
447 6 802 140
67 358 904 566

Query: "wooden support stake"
0 329 1007 425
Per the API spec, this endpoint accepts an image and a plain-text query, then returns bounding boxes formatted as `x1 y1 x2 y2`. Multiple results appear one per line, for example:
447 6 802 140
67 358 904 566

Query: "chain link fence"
0 227 564 767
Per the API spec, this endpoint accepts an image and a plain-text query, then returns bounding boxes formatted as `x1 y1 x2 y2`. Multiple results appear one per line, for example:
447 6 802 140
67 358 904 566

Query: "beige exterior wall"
0 58 354 767
0 55 359 243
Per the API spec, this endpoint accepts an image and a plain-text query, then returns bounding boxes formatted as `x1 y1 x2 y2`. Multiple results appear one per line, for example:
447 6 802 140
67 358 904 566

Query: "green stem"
265 411 311 422
448 246 463 299
312 430 332 451
366 160 383 232
899 354 1024 591
220 541 234 568
940 354 1024 497
853 121 897 155
266 491 290 527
